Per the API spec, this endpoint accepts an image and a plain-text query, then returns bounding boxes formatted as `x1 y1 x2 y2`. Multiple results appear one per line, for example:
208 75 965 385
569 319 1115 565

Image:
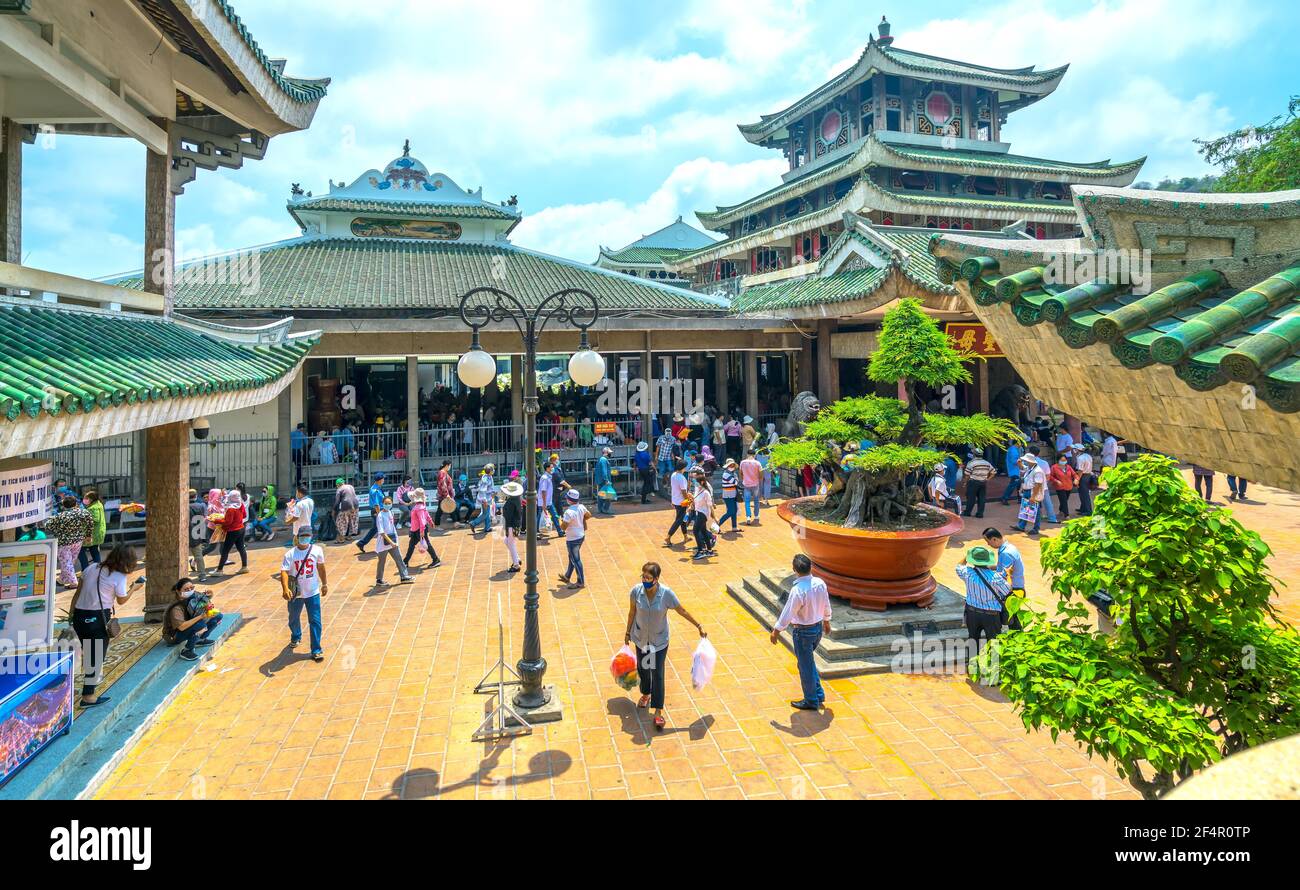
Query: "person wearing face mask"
622 561 706 731
280 527 329 661
163 577 223 661
373 496 414 587
251 484 278 541
1048 453 1080 519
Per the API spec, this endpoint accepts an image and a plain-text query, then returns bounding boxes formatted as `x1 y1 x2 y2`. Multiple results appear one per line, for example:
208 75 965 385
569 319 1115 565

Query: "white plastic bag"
690 637 717 690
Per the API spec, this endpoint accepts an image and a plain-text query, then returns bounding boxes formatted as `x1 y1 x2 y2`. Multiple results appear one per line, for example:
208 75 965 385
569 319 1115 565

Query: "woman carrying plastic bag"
620 561 706 731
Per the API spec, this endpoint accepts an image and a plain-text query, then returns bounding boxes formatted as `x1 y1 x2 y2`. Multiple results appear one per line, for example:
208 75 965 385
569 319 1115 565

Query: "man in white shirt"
664 458 691 546
1054 425 1074 459
928 465 958 512
1102 434 1118 470
280 527 328 661
770 553 832 710
962 453 996 519
1016 448 1047 534
373 497 413 587
1074 447 1095 515
558 489 590 589
1033 448 1059 523
288 484 315 543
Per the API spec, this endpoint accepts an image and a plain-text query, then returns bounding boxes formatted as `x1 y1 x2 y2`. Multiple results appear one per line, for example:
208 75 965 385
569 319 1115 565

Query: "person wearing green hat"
333 478 359 540
955 544 1011 647
251 484 279 541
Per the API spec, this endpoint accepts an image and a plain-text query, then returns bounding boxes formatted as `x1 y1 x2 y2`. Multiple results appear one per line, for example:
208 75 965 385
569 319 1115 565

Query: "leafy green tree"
1198 96 1300 192
973 455 1300 799
768 298 1021 528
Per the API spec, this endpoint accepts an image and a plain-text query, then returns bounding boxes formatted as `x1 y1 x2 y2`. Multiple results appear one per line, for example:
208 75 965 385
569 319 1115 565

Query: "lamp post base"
505 685 565 728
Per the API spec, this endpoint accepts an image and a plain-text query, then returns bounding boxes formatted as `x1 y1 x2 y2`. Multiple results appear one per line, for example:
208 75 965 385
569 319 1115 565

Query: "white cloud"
512 156 786 260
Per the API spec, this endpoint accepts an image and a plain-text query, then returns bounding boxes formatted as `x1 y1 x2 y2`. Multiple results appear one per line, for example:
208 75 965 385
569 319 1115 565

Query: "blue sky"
20 0 1299 280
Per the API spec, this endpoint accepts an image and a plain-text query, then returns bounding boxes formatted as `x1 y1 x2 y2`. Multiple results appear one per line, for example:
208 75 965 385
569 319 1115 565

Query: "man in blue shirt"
356 472 387 552
983 527 1026 630
955 545 1010 649
290 423 308 483
635 441 654 504
999 441 1023 504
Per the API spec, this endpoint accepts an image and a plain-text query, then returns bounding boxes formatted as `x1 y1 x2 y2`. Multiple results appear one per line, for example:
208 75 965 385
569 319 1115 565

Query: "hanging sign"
945 323 1004 358
593 422 618 435
0 460 53 532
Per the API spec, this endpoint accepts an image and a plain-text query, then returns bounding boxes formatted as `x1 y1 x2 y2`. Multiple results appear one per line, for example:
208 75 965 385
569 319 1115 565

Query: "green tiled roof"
216 1 330 104
734 228 955 313
865 180 1078 215
697 153 859 230
935 253 1300 413
110 239 729 313
880 144 1145 179
288 196 519 220
0 303 316 421
598 245 694 265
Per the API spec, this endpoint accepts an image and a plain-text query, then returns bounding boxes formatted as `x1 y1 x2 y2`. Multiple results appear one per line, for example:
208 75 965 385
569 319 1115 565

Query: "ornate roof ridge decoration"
930 185 1300 491
733 219 976 315
737 34 1067 145
696 135 1129 231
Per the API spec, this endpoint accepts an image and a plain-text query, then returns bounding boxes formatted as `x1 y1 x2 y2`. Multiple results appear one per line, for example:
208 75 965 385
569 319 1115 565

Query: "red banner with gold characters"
945 322 1003 358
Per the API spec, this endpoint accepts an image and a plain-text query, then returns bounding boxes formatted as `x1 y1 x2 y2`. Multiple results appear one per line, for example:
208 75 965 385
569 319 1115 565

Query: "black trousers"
965 605 1002 646
404 526 439 564
72 608 111 696
1055 489 1071 517
217 527 248 570
693 511 715 552
637 643 669 709
1195 473 1213 500
962 479 987 517
639 468 655 503
667 504 689 538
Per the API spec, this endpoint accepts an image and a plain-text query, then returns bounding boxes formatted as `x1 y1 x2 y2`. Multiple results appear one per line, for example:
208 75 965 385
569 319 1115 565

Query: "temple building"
667 16 1145 409
113 146 804 490
0 0 324 611
593 217 716 286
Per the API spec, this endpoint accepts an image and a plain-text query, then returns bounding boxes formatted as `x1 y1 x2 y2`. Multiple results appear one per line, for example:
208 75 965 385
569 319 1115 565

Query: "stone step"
726 581 972 676
747 569 966 638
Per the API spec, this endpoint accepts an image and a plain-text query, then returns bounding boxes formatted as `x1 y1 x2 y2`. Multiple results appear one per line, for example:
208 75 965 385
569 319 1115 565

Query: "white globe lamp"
458 346 497 389
568 347 605 388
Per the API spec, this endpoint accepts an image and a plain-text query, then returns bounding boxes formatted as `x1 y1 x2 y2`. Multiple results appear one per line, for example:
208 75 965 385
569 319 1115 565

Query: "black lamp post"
455 287 603 709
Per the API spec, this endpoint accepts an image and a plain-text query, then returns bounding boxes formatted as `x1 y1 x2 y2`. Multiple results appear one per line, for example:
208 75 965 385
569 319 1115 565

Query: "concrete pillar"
816 319 839 404
406 355 420 480
641 334 654 442
798 338 814 393
144 421 190 618
1 118 21 266
129 429 148 500
276 383 293 494
714 353 729 415
976 360 990 415
1064 413 1082 442
744 352 759 420
510 357 523 447
144 123 175 315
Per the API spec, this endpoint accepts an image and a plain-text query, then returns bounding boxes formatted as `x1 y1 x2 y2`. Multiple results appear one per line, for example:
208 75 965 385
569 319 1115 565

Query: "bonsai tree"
769 298 1022 528
972 455 1300 799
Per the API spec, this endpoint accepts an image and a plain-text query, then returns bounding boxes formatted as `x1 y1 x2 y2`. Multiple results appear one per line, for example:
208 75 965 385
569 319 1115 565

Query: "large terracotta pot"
777 496 963 611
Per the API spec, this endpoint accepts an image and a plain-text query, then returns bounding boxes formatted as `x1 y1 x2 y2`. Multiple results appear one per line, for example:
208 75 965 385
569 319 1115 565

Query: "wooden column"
744 352 759 420
144 421 190 617
406 355 420 480
276 383 293 494
144 123 175 315
1064 413 1082 442
798 337 814 393
714 352 729 414
816 319 839 404
1 118 20 266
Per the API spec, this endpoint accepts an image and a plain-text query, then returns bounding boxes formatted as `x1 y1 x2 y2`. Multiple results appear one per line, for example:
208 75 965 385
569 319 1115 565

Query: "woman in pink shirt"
739 453 764 523
403 489 441 568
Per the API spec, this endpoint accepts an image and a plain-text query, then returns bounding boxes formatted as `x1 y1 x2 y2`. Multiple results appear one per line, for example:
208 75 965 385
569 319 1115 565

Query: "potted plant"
769 298 1022 609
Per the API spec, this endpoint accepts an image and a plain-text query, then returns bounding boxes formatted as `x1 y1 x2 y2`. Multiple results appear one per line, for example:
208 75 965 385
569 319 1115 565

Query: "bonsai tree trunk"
829 469 871 528
898 379 925 446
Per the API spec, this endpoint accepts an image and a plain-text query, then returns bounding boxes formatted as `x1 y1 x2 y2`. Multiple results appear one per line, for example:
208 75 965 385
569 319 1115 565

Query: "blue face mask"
297 538 312 549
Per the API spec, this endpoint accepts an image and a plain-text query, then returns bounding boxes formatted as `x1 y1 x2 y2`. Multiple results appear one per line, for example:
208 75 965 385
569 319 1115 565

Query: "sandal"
637 694 650 709
653 713 666 731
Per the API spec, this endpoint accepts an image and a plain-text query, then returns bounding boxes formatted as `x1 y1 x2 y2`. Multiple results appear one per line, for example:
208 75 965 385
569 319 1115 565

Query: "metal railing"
191 433 276 494
33 432 134 498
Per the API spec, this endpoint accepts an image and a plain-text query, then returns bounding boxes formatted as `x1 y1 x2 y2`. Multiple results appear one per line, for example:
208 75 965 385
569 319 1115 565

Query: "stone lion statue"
780 391 821 440
990 383 1033 428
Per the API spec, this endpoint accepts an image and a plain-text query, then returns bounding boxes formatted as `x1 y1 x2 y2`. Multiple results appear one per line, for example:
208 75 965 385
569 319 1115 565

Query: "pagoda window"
784 198 802 220
898 170 927 190
972 176 998 196
1040 182 1068 201
833 177 853 200
882 215 894 226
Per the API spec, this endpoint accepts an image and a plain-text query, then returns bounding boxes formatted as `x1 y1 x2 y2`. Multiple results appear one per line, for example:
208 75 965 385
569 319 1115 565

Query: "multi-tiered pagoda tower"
669 17 1145 319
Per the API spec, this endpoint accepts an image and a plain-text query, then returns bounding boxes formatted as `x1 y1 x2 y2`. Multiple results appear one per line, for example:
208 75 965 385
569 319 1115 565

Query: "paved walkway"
90 470 1298 800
